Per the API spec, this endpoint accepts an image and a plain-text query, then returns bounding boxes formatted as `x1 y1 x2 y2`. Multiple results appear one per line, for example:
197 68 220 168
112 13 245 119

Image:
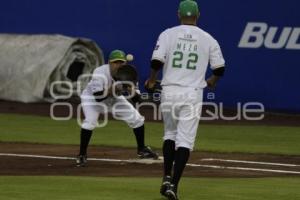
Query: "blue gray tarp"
0 34 104 102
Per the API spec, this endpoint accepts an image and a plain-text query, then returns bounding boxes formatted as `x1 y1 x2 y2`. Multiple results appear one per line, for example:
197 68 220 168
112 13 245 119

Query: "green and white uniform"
152 24 225 150
152 25 225 88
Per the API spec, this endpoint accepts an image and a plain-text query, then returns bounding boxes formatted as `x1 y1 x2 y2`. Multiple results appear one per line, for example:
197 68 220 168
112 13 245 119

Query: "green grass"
0 176 299 200
0 114 300 155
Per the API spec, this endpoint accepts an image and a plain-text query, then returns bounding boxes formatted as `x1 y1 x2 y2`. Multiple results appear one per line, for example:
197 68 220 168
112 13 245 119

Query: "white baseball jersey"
80 64 144 130
82 64 140 98
82 64 112 97
152 25 225 88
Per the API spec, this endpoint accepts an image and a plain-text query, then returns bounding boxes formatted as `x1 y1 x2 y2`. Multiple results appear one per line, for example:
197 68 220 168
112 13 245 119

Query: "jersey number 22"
172 51 198 70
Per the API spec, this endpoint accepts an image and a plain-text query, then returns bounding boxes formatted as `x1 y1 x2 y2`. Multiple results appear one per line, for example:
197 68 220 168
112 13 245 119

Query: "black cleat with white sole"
137 146 159 159
165 184 179 200
160 176 171 197
76 154 87 167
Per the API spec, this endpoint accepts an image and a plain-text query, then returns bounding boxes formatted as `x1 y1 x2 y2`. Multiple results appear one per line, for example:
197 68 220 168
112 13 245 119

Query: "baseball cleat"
76 154 87 167
160 175 172 197
137 146 159 159
165 184 179 200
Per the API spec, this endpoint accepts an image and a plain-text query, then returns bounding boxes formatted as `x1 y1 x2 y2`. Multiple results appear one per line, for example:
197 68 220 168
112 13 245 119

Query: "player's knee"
163 132 176 141
175 143 194 151
128 115 145 129
81 120 97 130
176 140 194 151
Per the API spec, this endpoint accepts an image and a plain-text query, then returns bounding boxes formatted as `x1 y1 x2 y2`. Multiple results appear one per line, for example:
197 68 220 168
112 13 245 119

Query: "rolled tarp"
0 34 104 102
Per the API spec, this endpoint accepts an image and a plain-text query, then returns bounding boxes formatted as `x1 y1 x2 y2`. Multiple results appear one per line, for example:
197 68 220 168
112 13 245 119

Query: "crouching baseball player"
145 1 225 199
76 49 158 167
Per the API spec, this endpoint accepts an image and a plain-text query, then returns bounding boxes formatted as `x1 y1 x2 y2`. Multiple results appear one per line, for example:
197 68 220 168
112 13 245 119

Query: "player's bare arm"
206 66 225 89
145 59 164 90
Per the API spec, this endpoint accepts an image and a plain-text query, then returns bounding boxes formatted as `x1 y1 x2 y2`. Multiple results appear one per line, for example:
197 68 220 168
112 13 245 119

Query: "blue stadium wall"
1 0 299 112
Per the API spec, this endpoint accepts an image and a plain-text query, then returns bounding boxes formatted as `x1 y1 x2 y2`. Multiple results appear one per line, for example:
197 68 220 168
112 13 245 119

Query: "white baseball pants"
161 86 203 150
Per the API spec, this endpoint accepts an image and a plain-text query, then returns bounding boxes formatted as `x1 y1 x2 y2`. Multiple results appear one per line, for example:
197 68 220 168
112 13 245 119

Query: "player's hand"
206 75 219 90
144 79 156 92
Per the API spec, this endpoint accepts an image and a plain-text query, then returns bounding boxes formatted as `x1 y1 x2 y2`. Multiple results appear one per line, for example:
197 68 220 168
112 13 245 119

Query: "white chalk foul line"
201 158 300 167
0 153 163 164
1 153 300 175
187 163 300 175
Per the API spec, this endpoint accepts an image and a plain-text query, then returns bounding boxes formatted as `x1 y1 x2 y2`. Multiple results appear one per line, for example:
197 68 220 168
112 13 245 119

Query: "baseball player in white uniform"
145 1 225 199
76 50 158 167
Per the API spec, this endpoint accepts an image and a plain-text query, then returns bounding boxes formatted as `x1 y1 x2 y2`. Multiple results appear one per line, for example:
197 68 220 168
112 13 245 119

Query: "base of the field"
1 142 300 178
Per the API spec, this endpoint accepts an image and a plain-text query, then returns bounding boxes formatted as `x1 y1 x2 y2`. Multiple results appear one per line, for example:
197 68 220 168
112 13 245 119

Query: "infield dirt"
1 142 300 178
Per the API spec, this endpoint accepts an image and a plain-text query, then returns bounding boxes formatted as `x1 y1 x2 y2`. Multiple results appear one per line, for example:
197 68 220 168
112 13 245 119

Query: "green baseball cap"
109 50 126 62
178 0 199 17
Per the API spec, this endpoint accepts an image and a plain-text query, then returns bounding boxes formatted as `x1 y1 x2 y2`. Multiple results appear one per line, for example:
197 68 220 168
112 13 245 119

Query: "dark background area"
0 0 299 112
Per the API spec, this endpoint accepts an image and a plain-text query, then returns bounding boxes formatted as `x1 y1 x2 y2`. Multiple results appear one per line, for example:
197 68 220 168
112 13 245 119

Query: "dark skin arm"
206 66 225 89
145 59 163 89
145 68 160 88
206 75 221 89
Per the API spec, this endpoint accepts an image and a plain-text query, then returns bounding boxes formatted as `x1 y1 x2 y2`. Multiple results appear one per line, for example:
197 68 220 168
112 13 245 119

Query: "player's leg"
166 113 199 200
112 96 145 151
160 103 178 196
160 89 179 196
166 89 203 199
77 100 104 166
112 96 158 159
132 124 145 152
